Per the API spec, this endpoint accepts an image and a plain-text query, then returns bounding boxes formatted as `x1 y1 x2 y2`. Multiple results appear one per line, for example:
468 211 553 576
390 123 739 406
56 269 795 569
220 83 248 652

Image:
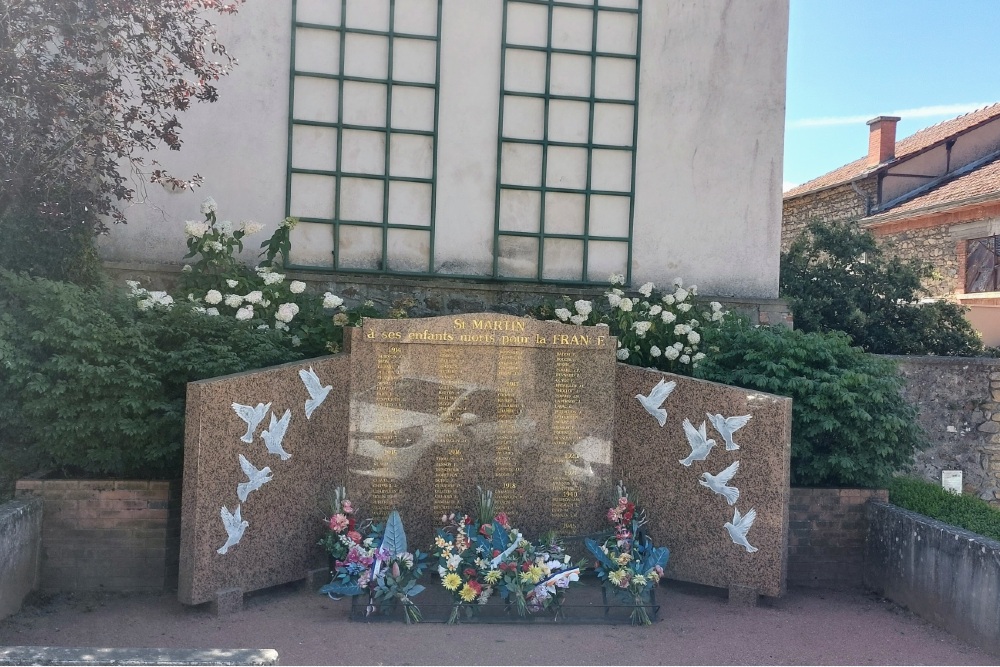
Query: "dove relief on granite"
232 402 271 444
725 507 758 553
299 366 331 419
698 460 740 505
707 413 752 451
261 409 292 460
217 504 248 555
679 418 716 466
635 378 676 427
237 453 273 502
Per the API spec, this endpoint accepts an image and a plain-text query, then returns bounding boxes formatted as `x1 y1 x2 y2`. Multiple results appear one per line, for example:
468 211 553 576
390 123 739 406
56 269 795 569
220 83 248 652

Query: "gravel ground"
0 581 994 666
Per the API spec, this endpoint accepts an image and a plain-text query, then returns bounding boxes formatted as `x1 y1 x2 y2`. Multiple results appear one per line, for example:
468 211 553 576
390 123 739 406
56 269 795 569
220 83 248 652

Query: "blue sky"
784 0 1000 190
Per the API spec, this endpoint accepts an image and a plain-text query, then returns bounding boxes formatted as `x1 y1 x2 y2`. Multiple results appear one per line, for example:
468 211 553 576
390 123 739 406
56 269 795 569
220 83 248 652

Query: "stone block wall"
786 488 887 590
14 480 181 592
876 225 960 298
888 355 1000 504
781 179 877 251
0 497 42 620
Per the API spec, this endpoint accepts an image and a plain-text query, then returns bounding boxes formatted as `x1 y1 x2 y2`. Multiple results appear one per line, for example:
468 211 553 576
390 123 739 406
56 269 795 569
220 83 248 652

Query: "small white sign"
942 470 963 495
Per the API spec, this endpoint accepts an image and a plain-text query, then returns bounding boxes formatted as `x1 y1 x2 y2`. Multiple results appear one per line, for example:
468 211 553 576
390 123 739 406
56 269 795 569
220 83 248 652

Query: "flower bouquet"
366 511 428 623
433 488 582 623
433 511 488 623
585 481 670 625
318 486 367 586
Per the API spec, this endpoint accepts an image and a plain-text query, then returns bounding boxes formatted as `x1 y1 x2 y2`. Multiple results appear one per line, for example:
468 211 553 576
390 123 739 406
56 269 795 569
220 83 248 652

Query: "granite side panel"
178 354 350 605
614 365 791 597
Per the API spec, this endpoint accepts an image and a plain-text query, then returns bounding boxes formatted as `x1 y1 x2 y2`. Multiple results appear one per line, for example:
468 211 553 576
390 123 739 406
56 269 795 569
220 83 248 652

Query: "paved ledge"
0 647 278 666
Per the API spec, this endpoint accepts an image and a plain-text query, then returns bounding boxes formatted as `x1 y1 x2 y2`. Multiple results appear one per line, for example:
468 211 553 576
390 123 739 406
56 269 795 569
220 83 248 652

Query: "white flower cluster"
323 292 344 309
184 220 209 239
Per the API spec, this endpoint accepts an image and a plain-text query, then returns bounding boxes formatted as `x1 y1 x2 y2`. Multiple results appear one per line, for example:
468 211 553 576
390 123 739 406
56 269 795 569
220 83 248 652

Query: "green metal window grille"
285 0 442 274
493 0 642 285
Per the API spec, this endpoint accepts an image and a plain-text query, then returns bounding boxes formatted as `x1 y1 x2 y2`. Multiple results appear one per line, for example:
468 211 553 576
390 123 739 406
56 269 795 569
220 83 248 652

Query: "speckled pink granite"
177 316 791 605
178 355 349 605
614 365 791 597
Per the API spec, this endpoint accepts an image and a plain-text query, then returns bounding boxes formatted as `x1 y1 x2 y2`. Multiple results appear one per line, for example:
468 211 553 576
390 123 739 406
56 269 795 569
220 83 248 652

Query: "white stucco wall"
99 0 788 299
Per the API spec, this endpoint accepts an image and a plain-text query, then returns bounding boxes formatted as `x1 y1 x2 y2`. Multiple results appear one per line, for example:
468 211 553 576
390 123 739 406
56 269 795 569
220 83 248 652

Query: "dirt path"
0 582 993 665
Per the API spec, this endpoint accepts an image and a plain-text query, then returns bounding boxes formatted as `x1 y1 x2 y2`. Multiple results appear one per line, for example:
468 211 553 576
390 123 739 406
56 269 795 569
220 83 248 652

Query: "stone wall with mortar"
0 497 42 620
104 261 793 331
865 501 1000 656
786 488 886 591
14 480 181 592
887 355 1000 505
781 179 877 251
876 225 959 297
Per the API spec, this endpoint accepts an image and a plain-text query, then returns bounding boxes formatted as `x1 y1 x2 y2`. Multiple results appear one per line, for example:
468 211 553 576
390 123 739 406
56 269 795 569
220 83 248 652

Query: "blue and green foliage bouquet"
586 481 669 625
320 510 428 623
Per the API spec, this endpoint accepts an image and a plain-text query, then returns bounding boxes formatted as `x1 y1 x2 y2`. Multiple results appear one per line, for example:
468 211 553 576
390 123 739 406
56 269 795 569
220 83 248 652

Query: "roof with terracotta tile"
784 103 1000 199
864 153 1000 221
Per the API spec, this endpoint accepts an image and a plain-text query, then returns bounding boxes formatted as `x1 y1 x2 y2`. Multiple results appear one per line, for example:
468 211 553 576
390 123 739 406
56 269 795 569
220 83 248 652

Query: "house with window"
99 0 790 321
782 103 1000 341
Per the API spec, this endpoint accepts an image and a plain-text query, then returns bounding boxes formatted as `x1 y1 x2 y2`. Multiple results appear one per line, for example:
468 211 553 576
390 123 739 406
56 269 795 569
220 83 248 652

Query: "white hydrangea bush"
124 198 369 354
542 274 728 376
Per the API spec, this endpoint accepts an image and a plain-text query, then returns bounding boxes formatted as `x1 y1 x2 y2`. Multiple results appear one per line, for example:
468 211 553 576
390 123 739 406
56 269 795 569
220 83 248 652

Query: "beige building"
102 0 789 310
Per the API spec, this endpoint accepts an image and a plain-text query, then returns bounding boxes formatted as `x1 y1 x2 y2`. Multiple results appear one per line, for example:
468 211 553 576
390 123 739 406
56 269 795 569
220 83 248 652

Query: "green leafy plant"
696 317 925 488
889 476 1000 541
0 270 301 479
0 196 104 286
781 220 982 356
130 199 400 357
533 275 728 375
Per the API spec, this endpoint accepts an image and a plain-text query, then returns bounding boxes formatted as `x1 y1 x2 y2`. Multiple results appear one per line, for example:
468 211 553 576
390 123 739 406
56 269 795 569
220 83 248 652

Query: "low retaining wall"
0 497 42 620
787 488 887 590
15 480 181 592
865 501 1000 656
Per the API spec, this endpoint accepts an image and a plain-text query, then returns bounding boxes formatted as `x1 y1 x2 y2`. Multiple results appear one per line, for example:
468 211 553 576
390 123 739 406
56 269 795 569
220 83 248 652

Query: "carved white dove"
635 378 676 427
679 418 716 467
699 460 740 506
298 367 331 419
707 413 752 451
237 453 272 502
217 504 248 555
725 507 758 553
232 402 271 443
261 409 292 460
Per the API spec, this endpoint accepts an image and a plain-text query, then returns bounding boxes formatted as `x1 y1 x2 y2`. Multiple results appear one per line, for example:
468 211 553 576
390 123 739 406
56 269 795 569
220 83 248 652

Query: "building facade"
101 0 789 307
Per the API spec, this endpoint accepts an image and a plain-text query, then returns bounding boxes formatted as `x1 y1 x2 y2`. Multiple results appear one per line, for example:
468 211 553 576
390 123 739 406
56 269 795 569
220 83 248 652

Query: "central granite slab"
345 314 616 545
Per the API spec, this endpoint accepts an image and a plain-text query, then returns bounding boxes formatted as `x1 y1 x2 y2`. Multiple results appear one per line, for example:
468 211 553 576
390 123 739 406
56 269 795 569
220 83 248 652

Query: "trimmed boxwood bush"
0 270 303 479
696 318 925 488
889 476 1000 542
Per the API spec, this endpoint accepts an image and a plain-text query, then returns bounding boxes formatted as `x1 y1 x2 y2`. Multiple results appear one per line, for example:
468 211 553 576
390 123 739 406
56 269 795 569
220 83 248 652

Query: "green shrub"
0 197 104 286
889 476 1000 542
780 220 982 356
695 318 925 488
0 271 303 479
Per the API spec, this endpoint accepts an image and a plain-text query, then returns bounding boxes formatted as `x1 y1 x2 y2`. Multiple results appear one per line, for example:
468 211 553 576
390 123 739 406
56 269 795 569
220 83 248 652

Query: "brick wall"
14 480 181 592
787 487 888 591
